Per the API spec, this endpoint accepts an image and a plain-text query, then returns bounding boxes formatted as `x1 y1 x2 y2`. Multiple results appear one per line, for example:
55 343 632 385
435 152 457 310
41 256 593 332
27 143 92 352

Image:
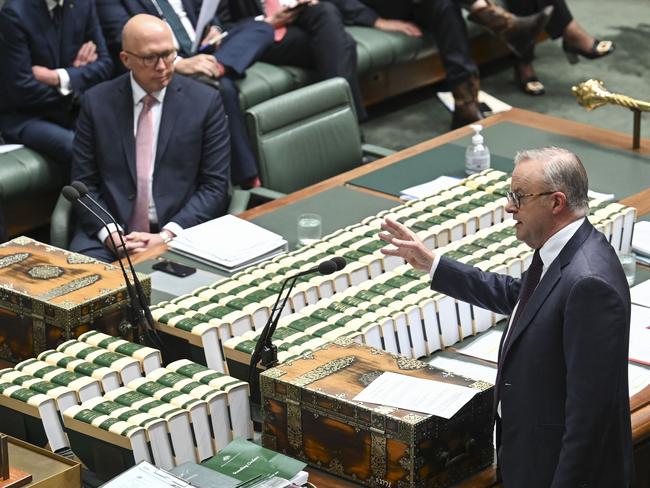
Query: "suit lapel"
118 77 137 186
181 0 199 27
35 1 60 65
501 220 594 362
154 77 182 177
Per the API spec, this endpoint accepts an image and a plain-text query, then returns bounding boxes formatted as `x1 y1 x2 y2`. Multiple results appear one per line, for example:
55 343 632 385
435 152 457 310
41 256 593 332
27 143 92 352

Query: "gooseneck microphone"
62 186 142 333
70 181 156 338
248 258 340 389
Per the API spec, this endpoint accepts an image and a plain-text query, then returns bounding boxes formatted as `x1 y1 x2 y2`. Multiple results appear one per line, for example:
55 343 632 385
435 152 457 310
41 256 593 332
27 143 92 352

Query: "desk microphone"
69 181 161 346
248 258 339 388
62 186 142 335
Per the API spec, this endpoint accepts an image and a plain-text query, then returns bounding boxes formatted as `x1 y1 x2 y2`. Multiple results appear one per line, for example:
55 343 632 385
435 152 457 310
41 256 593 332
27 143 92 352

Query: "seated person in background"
0 0 112 165
96 0 274 188
324 0 552 128
70 14 230 262
218 0 368 121
506 0 614 95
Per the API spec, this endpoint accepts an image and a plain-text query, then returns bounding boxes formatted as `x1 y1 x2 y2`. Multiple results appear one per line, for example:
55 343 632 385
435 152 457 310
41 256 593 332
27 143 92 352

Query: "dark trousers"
0 117 74 166
262 2 367 120
359 0 478 87
219 76 258 183
506 0 573 61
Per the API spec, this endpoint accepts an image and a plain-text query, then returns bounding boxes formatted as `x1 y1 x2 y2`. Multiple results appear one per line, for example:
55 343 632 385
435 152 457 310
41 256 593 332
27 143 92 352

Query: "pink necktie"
264 0 287 42
129 94 156 233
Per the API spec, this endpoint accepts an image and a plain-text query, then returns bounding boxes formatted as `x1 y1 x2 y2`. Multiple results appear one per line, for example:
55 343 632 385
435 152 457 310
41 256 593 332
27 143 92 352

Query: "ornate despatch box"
0 237 150 362
261 340 494 488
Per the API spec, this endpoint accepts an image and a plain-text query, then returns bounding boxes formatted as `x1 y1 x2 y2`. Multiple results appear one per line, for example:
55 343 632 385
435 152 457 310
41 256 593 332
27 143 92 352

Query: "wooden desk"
127 109 650 487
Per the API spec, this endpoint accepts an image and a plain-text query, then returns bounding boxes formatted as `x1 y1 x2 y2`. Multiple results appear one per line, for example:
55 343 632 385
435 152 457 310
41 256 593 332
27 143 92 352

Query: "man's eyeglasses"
124 49 177 67
506 190 557 208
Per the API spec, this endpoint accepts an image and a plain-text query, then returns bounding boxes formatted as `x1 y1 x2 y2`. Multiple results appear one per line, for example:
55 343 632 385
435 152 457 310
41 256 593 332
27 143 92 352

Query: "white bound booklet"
169 215 288 273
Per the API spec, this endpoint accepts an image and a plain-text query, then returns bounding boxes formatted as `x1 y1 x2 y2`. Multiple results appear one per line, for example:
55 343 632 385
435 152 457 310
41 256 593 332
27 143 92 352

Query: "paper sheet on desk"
353 371 479 419
631 279 650 309
0 144 24 154
428 356 497 385
454 328 503 363
629 304 650 365
629 363 650 397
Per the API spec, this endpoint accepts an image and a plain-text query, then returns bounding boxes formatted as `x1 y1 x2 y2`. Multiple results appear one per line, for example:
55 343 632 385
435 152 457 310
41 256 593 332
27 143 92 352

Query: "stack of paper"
629 304 650 366
400 176 462 201
632 221 650 257
169 215 288 273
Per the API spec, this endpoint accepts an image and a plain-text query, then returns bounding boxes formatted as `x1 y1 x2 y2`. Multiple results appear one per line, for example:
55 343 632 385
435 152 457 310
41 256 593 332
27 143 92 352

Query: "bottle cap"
470 124 484 145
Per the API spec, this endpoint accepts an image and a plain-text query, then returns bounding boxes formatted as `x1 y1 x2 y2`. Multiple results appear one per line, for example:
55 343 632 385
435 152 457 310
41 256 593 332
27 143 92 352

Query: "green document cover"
201 438 306 483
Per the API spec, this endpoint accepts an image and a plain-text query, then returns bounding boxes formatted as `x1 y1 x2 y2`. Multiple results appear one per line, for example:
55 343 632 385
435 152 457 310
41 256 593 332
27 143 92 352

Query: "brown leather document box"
0 237 150 362
261 340 494 488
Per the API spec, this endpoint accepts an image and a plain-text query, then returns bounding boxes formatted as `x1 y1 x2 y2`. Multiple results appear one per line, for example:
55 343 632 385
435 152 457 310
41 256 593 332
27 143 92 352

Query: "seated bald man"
70 14 230 262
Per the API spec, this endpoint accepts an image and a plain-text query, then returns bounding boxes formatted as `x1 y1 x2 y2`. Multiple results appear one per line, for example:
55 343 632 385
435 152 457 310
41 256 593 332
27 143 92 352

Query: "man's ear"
119 51 130 70
551 191 568 214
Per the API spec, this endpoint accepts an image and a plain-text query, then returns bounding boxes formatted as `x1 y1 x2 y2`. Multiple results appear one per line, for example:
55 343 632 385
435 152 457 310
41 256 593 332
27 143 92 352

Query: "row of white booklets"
0 330 253 473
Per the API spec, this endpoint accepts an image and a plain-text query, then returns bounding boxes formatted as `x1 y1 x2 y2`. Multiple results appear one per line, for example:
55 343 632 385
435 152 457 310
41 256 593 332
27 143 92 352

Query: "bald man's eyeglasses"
506 190 556 208
125 49 177 67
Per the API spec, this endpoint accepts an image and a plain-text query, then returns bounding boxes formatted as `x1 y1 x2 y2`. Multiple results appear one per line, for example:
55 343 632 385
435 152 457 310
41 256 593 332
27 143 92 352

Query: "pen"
198 31 228 53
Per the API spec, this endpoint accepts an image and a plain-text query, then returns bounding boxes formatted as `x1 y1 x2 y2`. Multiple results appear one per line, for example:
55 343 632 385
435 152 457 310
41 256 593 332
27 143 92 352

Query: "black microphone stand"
63 187 143 336
71 181 163 348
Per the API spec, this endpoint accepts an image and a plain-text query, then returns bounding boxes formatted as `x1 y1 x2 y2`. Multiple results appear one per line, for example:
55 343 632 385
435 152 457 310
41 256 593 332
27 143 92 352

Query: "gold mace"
572 79 650 149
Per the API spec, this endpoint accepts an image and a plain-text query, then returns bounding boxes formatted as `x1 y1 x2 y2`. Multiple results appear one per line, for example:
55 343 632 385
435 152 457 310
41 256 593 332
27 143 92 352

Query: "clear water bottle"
465 124 490 175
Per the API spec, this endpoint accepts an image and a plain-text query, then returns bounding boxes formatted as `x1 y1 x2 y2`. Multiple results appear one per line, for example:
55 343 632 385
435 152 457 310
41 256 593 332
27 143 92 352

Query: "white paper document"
102 461 190 488
630 279 650 309
437 90 511 115
629 304 650 365
632 221 650 257
353 371 479 419
191 0 221 53
169 214 287 273
455 328 503 364
629 363 650 397
428 355 497 385
0 144 24 154
400 176 462 201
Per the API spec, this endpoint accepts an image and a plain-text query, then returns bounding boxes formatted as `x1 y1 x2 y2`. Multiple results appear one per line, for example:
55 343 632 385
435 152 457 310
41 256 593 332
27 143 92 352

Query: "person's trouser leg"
7 118 74 165
263 3 367 120
506 0 572 39
219 76 259 184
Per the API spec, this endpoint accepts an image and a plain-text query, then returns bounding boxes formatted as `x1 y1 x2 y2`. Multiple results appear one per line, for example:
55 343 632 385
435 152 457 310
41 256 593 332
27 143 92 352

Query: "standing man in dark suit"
70 14 230 262
218 0 367 121
96 0 274 188
379 147 633 487
325 0 551 128
0 0 112 164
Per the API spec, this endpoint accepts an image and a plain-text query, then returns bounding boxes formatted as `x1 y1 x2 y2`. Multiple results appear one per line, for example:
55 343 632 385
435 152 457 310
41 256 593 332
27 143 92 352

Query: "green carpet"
361 0 650 153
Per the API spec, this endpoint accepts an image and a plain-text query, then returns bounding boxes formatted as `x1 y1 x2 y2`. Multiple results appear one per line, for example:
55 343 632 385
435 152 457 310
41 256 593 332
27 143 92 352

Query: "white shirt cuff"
429 253 442 279
163 222 183 238
56 68 72 95
98 223 122 247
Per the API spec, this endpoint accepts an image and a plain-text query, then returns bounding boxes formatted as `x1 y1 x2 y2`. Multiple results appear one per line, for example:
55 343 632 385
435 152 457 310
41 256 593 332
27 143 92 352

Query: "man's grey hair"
514 147 590 217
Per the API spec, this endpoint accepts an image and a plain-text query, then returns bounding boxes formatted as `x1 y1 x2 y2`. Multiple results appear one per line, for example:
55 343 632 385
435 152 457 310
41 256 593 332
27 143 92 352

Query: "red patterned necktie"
129 94 156 232
265 0 287 42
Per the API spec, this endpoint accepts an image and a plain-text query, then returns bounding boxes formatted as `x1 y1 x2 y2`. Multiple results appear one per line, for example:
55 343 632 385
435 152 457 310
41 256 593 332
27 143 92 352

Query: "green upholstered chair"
49 190 72 249
244 77 394 202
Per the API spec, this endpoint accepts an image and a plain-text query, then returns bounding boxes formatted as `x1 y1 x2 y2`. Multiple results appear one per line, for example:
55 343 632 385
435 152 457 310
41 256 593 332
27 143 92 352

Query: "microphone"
62 186 142 333
69 181 159 345
331 256 347 271
248 258 340 388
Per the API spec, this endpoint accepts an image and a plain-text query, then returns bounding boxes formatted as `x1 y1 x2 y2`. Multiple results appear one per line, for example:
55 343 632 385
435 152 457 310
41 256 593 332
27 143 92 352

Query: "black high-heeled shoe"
514 65 545 96
562 38 615 64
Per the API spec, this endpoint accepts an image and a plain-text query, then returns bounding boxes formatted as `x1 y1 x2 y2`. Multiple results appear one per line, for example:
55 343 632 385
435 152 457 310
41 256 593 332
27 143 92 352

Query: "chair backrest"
245 78 363 195
50 189 72 249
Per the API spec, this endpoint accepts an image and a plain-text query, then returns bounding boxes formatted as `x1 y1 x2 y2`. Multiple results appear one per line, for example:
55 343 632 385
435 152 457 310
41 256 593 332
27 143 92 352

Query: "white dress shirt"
44 0 72 96
96 74 182 244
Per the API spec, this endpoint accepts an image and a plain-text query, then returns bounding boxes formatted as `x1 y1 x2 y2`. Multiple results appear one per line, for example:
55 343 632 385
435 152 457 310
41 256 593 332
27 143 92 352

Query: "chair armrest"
228 188 251 215
362 143 395 159
249 186 287 201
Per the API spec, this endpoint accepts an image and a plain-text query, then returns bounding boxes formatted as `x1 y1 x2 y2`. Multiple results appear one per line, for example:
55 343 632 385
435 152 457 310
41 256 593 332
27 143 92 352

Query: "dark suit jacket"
70 73 230 254
97 0 272 76
0 0 112 130
431 220 633 488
